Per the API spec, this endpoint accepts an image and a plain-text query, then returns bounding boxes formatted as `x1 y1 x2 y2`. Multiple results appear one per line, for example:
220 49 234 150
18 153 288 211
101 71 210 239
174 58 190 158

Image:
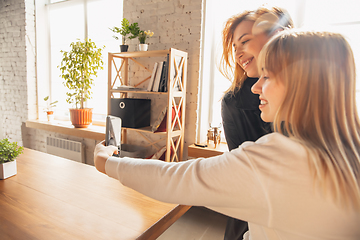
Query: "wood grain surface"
0 148 190 240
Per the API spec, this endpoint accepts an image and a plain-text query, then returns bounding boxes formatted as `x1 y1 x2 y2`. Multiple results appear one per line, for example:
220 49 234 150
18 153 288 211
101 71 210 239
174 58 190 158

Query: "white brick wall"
0 0 36 146
124 0 203 157
1 0 203 163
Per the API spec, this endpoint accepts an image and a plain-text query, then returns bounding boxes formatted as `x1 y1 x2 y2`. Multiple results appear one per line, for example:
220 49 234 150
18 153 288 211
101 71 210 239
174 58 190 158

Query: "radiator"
46 137 84 163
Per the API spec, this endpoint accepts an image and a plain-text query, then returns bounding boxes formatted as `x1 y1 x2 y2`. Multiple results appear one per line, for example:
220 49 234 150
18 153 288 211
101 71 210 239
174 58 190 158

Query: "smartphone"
105 115 121 156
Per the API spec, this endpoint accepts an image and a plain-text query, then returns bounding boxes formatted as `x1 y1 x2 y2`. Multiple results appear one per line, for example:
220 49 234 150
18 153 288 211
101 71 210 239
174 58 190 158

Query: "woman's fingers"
95 141 118 156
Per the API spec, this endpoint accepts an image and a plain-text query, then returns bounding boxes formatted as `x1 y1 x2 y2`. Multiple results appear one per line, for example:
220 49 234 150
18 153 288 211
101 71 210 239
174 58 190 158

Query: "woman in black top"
219 6 293 240
222 78 270 150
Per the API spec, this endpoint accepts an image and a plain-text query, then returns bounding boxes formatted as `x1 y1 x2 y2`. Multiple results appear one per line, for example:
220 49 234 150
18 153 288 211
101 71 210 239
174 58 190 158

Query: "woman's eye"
241 39 250 45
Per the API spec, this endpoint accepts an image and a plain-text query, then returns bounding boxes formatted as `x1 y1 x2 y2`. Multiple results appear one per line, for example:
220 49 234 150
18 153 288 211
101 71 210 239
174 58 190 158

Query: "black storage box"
110 98 151 128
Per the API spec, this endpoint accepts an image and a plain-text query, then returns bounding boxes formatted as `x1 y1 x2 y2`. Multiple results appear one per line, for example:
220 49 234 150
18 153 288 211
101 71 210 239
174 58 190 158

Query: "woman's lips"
242 57 254 70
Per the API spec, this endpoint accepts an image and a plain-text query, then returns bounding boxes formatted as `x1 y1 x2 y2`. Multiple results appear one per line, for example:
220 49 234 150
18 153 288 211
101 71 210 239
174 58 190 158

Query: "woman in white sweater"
94 30 360 240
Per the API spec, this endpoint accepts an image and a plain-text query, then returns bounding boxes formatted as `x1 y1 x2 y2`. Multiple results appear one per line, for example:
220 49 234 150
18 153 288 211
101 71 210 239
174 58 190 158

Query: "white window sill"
26 119 106 141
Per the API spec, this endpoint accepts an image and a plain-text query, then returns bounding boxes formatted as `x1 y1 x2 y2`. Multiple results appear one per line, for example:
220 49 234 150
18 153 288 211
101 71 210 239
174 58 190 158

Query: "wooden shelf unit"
107 48 188 162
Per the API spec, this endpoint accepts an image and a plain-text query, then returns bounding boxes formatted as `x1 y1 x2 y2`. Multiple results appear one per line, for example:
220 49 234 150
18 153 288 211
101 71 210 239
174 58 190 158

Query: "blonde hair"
259 30 360 209
219 6 293 94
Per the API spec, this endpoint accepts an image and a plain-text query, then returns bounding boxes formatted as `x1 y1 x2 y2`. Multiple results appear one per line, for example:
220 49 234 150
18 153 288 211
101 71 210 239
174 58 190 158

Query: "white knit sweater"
105 133 360 240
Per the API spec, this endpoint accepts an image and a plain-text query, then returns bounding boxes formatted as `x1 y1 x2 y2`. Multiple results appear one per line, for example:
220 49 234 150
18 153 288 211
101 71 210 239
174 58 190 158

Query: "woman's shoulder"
235 133 308 161
227 133 309 179
257 132 304 149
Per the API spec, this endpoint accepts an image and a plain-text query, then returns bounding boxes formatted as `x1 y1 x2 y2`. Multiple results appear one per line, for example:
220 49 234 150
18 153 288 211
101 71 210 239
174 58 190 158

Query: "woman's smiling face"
232 20 271 78
251 69 286 122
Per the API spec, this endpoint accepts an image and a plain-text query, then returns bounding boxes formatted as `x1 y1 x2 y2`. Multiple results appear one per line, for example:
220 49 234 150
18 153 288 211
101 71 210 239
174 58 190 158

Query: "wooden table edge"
136 205 191 240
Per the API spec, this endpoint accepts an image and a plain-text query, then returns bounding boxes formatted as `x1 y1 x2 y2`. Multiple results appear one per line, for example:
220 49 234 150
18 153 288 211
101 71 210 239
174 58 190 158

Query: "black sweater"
221 77 271 151
221 77 271 240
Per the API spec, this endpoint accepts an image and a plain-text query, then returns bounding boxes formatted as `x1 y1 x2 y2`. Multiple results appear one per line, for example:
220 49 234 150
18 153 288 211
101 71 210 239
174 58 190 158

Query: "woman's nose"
251 77 263 94
235 47 243 59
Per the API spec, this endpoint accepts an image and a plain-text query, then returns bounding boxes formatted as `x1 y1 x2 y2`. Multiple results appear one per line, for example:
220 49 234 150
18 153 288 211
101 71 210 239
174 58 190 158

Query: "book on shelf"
151 105 180 133
151 106 167 132
147 62 158 91
117 85 147 91
158 61 166 92
152 61 164 92
159 54 169 92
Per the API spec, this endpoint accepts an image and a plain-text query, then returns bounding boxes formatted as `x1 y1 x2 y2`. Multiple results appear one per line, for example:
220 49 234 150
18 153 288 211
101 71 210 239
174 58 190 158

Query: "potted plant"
0 138 23 179
138 30 154 51
58 39 104 128
44 96 58 121
109 18 140 52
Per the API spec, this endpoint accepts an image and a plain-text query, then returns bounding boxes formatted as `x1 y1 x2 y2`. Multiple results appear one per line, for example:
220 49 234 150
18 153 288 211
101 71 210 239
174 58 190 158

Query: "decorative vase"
0 160 17 180
69 108 93 128
120 45 128 52
139 44 148 51
46 111 54 121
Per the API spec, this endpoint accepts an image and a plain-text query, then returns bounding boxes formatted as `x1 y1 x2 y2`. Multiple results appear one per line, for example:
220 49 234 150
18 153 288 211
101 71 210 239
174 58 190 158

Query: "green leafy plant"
58 39 104 109
138 30 154 44
0 139 24 163
44 96 58 112
109 18 141 45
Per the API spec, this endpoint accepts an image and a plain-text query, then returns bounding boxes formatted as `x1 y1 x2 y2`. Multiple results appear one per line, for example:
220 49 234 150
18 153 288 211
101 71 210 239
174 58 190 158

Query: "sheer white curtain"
198 0 360 143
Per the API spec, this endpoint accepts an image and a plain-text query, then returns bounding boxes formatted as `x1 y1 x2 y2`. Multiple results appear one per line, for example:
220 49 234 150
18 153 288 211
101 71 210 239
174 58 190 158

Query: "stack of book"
147 54 169 92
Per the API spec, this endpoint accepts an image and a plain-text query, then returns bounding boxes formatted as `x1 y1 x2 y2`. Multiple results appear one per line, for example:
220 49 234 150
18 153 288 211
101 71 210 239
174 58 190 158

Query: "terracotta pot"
69 108 93 128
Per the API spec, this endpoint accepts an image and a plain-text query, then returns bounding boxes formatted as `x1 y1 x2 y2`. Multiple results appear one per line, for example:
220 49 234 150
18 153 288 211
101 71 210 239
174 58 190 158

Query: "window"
36 0 123 123
199 0 360 143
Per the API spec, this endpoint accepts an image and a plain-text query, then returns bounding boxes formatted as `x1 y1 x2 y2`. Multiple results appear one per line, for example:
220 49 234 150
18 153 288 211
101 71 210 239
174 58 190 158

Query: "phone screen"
105 115 121 149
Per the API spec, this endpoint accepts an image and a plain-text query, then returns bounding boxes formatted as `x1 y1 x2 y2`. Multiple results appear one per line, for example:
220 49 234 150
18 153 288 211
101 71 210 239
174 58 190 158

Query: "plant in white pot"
59 39 104 128
0 138 23 179
138 30 154 51
44 96 58 121
109 18 140 52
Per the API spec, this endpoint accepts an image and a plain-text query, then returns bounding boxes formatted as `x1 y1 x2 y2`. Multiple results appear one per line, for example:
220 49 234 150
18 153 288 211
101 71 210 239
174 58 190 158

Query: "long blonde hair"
260 30 360 209
219 6 293 94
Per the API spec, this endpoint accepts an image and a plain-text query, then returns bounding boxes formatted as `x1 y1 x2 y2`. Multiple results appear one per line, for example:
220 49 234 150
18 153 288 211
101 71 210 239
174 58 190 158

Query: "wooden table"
0 148 190 240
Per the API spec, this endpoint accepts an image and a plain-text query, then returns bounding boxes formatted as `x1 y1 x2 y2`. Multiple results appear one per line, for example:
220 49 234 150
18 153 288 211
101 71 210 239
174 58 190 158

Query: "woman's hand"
94 141 118 174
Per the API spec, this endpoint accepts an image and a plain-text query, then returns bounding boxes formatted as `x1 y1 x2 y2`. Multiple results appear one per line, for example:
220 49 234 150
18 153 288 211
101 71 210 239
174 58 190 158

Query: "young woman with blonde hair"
252 30 360 210
220 7 293 239
95 30 360 240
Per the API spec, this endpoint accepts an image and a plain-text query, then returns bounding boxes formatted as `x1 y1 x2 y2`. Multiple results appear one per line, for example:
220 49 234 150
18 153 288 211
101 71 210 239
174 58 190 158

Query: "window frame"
35 0 122 125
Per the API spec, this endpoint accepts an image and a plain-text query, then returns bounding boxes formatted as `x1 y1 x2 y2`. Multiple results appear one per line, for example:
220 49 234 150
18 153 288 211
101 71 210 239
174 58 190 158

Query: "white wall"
0 0 36 146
